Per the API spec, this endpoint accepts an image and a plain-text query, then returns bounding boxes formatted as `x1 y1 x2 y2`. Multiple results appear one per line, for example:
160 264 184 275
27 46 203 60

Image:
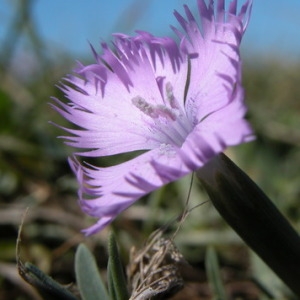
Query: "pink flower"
52 0 254 235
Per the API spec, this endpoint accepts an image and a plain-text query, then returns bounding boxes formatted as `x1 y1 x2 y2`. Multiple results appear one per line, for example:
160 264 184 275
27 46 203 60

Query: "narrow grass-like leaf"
107 258 118 300
18 262 78 300
17 219 77 300
107 232 129 300
75 243 109 300
205 246 227 300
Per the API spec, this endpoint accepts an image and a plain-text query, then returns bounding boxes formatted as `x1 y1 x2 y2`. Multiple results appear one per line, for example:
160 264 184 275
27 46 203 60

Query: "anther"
132 96 177 121
132 96 159 118
166 82 179 109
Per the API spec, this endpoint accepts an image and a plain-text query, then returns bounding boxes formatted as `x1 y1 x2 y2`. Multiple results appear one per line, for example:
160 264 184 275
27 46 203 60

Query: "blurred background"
0 0 299 299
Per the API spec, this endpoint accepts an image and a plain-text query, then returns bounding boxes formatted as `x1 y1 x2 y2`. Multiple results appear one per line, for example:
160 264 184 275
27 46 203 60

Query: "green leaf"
107 259 118 300
107 232 129 300
18 262 78 300
205 246 227 300
75 243 109 300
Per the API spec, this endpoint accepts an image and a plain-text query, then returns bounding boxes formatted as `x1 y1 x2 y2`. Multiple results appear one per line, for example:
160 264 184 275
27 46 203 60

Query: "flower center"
132 82 193 147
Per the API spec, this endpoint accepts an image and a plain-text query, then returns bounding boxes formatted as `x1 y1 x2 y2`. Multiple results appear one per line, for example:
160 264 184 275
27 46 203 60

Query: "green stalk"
196 153 300 296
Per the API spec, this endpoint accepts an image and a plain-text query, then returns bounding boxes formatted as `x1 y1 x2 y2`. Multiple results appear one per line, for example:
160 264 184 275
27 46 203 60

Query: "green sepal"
197 153 300 297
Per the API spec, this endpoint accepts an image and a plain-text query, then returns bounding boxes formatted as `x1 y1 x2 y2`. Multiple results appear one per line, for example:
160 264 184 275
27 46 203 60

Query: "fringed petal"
174 0 252 123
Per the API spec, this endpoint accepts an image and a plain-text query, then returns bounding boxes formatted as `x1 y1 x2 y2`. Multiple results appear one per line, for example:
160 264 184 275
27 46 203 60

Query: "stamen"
132 96 176 121
156 105 177 121
132 96 159 118
166 82 179 109
132 92 193 147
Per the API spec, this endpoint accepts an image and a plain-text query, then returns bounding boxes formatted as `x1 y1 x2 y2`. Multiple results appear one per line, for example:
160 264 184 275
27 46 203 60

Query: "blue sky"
1 0 300 62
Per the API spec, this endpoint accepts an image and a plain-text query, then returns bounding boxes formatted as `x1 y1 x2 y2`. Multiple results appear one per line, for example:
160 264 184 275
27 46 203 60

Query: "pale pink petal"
174 0 252 123
69 146 191 234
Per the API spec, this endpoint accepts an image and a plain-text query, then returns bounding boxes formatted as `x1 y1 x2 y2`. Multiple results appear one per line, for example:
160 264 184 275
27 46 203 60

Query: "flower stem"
196 153 300 296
